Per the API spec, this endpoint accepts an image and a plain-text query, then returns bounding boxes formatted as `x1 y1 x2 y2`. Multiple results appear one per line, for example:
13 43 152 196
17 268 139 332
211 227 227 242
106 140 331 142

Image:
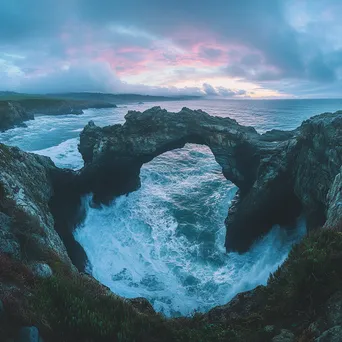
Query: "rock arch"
77 107 341 253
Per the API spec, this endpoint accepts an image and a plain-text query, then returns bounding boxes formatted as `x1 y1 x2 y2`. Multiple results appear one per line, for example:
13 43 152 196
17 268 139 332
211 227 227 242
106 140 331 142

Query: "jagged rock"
79 107 261 200
0 102 34 132
293 112 342 229
78 107 342 252
0 143 73 267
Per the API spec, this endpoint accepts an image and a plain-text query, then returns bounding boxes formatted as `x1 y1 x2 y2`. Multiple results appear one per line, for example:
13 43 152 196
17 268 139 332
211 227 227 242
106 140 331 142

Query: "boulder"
28 263 53 279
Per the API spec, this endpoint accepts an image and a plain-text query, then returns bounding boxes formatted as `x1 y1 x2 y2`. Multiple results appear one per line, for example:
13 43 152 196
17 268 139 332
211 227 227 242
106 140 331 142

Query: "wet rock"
272 329 295 342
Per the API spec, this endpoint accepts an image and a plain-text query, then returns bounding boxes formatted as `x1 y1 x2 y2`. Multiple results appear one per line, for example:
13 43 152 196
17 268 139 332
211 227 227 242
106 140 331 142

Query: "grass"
266 229 342 320
1 228 342 341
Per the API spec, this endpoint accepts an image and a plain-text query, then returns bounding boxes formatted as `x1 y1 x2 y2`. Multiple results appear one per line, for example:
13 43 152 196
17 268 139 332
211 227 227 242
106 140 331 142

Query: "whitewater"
1 98 342 317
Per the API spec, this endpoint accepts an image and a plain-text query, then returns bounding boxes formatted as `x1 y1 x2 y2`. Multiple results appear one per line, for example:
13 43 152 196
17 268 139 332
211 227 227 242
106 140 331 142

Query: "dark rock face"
79 107 261 199
293 112 342 229
0 143 74 268
79 107 342 252
0 102 34 131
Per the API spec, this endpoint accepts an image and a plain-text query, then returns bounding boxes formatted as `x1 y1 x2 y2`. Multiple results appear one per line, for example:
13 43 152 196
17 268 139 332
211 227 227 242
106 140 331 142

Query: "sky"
0 0 342 98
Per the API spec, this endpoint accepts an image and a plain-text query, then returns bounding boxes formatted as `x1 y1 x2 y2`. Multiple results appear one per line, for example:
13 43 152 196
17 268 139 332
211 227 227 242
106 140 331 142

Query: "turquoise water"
1 98 341 316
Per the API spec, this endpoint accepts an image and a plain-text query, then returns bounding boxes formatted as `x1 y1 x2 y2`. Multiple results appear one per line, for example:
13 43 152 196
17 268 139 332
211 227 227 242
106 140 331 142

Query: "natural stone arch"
78 107 261 198
77 107 341 253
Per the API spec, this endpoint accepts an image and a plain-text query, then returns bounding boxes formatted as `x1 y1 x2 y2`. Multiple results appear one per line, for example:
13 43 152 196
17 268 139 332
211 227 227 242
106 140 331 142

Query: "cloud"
17 61 122 93
202 83 217 96
3 60 205 96
0 0 341 97
202 83 247 97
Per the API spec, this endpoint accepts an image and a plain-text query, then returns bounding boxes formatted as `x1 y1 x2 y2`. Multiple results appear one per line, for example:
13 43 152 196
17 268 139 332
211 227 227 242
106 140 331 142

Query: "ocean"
1 98 341 316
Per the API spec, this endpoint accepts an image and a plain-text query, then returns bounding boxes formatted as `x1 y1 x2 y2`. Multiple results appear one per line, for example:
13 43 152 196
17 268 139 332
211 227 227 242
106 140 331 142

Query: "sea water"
1 98 341 316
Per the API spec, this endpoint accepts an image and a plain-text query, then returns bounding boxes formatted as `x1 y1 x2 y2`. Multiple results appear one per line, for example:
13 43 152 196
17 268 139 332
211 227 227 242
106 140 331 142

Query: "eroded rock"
0 143 73 267
78 107 342 252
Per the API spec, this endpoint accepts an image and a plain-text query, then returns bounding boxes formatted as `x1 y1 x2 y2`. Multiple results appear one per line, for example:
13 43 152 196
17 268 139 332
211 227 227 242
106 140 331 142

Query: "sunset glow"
1 0 341 98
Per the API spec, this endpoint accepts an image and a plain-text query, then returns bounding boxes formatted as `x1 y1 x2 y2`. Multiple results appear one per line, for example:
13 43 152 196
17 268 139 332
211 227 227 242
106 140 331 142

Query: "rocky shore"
0 108 341 341
0 102 34 132
0 98 117 132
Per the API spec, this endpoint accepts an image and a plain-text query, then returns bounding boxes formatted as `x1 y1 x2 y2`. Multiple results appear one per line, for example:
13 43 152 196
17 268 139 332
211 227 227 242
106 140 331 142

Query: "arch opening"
74 143 306 316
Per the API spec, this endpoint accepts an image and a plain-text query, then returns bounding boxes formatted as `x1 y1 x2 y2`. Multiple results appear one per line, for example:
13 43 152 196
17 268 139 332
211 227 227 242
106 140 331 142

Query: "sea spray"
74 144 306 316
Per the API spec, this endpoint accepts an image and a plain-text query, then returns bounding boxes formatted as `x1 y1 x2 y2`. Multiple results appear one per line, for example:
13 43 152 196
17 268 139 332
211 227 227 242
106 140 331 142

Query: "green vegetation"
266 229 342 318
29 268 170 342
1 229 342 341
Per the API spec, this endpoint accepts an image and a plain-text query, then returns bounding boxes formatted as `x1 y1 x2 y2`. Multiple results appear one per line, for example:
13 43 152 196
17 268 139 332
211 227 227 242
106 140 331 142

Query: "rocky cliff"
0 143 72 266
0 108 341 342
78 107 342 252
0 102 34 131
0 98 117 132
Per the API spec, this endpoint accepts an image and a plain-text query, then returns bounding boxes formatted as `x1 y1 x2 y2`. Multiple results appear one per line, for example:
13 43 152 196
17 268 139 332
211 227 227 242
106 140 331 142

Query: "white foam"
33 138 83 170
74 145 306 317
0 100 313 317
